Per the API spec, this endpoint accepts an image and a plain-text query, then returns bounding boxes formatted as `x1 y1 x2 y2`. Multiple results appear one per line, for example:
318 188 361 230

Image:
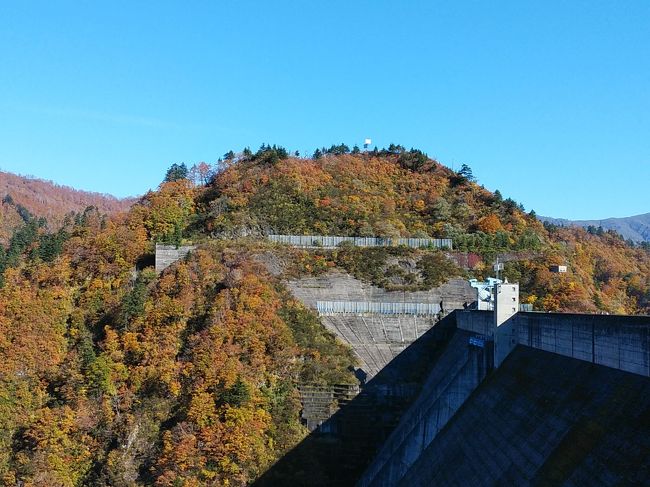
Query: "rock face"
286 271 475 377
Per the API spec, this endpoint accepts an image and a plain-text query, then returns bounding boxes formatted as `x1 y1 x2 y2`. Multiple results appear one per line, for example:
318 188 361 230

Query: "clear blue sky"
1 1 648 219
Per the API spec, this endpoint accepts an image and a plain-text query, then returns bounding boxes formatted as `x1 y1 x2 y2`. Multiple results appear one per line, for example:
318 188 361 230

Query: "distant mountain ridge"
540 213 650 242
0 170 135 242
0 170 134 220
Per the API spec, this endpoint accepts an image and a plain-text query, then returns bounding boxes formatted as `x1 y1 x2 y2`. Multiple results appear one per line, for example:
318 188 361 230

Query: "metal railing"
268 234 452 249
316 301 441 316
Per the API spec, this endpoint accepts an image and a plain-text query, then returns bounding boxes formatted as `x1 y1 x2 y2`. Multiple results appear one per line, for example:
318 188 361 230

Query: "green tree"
165 163 189 182
458 164 475 182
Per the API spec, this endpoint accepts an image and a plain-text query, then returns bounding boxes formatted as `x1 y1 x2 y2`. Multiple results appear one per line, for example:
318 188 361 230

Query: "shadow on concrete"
254 313 458 487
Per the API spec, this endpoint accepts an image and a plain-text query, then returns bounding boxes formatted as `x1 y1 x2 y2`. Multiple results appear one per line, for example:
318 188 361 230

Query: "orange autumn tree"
477 214 504 234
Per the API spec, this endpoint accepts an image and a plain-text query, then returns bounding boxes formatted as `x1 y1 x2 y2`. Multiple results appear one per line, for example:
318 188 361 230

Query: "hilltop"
195 145 650 315
0 146 648 485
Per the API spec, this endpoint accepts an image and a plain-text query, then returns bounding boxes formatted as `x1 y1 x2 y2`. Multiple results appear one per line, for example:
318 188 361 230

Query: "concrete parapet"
517 312 650 377
456 310 494 337
458 310 650 377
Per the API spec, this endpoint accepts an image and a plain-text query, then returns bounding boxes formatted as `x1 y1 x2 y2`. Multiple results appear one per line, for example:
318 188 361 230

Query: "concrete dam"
155 243 650 485
258 301 650 486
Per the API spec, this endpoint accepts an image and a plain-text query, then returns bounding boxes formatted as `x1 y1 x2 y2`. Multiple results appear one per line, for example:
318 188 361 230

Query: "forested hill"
0 170 134 241
0 147 648 486
198 145 649 315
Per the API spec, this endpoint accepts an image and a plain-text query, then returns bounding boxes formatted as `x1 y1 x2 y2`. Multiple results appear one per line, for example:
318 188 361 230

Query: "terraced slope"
286 271 475 376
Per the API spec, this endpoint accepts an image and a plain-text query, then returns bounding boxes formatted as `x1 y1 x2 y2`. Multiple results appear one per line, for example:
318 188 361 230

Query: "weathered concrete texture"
288 272 475 377
287 271 474 309
397 346 650 486
155 243 197 273
458 311 650 377
359 329 492 487
457 309 495 336
518 312 650 377
322 314 436 377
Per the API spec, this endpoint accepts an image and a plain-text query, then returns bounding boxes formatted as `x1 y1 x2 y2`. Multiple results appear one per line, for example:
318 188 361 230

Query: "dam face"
358 310 650 487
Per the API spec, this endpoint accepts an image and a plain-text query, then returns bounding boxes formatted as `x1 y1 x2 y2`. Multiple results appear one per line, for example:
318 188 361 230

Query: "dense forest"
0 147 649 485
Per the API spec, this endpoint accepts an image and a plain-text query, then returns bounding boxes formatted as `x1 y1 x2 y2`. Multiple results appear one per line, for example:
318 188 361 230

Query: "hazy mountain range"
540 213 650 242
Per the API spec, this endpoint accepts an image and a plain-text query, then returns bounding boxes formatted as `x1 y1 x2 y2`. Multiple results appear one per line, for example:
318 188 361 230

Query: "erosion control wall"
155 243 197 273
288 272 475 377
268 234 452 249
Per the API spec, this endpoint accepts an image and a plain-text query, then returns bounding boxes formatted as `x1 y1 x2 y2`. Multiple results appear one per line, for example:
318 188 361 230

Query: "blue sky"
1 1 648 220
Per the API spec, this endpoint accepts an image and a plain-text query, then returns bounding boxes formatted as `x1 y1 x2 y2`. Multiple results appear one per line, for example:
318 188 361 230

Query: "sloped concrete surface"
287 272 475 376
398 346 650 486
359 329 492 487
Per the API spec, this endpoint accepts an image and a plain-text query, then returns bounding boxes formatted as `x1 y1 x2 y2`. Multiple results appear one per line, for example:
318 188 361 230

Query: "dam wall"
358 329 492 487
398 346 650 486
358 310 650 486
457 310 650 377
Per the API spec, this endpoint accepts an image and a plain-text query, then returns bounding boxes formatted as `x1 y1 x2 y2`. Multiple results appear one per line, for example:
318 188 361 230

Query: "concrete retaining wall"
322 314 437 378
288 273 475 379
287 272 474 310
155 243 197 273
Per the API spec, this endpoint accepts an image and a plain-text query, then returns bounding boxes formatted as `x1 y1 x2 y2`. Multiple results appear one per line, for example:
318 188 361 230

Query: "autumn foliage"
0 148 648 485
